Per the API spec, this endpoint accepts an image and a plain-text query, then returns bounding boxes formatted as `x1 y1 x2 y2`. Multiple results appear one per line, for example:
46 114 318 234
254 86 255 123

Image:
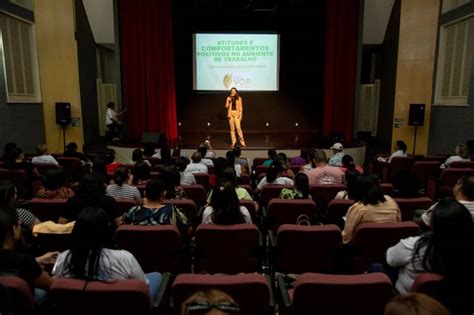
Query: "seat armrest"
153 273 173 309
276 274 292 311
426 176 440 201
268 229 276 248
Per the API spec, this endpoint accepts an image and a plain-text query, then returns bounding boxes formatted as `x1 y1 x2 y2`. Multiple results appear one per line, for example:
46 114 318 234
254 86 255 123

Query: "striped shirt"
106 184 142 202
18 208 39 230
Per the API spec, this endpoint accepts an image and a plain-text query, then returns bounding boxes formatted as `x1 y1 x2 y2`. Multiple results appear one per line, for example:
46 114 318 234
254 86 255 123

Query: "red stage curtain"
120 0 178 143
323 0 359 142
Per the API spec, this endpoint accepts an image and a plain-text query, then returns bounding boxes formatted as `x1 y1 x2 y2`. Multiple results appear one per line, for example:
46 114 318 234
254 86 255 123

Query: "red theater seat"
28 198 68 222
265 199 317 232
393 197 433 221
0 276 35 313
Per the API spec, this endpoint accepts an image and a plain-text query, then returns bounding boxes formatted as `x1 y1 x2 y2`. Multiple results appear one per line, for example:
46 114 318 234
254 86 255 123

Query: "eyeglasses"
185 301 240 314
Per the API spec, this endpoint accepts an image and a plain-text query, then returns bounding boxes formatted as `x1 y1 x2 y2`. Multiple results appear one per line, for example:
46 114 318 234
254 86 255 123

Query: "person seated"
304 149 344 185
441 143 471 168
202 138 216 159
175 157 196 186
0 206 57 304
206 167 253 204
277 152 295 179
328 143 345 166
122 178 189 234
420 176 474 226
291 148 308 167
131 148 151 167
104 149 122 174
31 144 58 165
262 149 277 167
53 207 162 300
91 156 109 185
208 157 227 189
157 165 187 200
233 146 249 171
377 140 408 163
384 293 451 315
256 161 294 193
0 180 39 231
160 147 175 166
226 150 246 176
301 148 317 172
36 168 75 199
106 166 142 203
280 173 311 199
385 198 474 307
202 181 252 224
143 143 157 158
2 142 17 161
197 146 214 167
335 168 360 200
4 147 39 180
340 154 364 174
59 174 122 228
392 170 420 198
131 161 152 186
63 142 86 161
342 174 401 244
185 152 208 174
181 289 240 315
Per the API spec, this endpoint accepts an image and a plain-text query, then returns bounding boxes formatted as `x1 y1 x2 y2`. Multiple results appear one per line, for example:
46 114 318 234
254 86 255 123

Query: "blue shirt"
328 152 345 166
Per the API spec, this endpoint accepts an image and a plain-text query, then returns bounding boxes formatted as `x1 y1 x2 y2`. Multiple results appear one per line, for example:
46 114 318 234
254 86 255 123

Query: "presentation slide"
193 33 279 91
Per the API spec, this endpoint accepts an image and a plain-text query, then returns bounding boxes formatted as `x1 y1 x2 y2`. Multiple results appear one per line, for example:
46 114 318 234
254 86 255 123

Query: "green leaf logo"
223 74 233 89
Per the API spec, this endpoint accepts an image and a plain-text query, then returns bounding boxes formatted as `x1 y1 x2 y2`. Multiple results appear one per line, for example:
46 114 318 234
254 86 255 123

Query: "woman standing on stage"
225 87 246 148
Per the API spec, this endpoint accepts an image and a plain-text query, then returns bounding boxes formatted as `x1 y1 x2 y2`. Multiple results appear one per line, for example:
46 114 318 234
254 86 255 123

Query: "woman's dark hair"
294 173 309 199
92 156 108 184
396 140 407 153
219 167 237 185
233 146 242 158
210 181 245 225
197 146 207 158
267 149 277 160
65 142 78 152
65 207 112 280
226 150 236 165
172 145 181 158
131 149 144 163
144 178 166 201
353 174 386 205
43 168 67 191
277 152 289 170
342 155 357 171
107 102 115 109
266 161 283 183
161 148 173 165
3 143 17 160
299 147 309 163
175 157 190 172
76 174 105 204
113 166 130 187
157 165 180 198
0 206 18 243
345 169 361 200
212 157 228 178
0 180 16 207
307 148 317 167
412 198 474 287
456 176 474 200
104 149 116 165
6 148 23 164
143 144 156 158
229 87 240 99
132 161 151 185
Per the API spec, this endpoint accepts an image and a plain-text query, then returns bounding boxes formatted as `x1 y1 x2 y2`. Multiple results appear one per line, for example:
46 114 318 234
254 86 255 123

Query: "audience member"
290 148 308 167
104 149 121 174
2 142 17 161
31 144 58 165
202 181 252 224
280 173 311 199
262 149 277 167
36 168 74 199
131 161 152 186
5 147 38 179
131 148 151 167
328 142 344 166
63 142 86 161
0 206 56 304
208 157 227 188
53 207 162 300
0 180 39 230
384 293 451 315
335 168 360 200
203 138 216 158
206 167 253 203
106 166 141 202
143 143 157 158
185 152 208 174
226 150 245 176
441 143 471 168
181 289 240 315
341 154 364 174
175 157 196 186
158 165 186 200
378 140 408 163
256 161 294 192
233 146 249 170
302 148 317 171
92 155 109 185
160 147 175 166
342 174 401 244
277 152 295 179
197 146 214 167
304 149 344 185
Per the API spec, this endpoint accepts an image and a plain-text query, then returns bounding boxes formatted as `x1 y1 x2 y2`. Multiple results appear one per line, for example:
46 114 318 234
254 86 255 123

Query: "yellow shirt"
342 195 401 244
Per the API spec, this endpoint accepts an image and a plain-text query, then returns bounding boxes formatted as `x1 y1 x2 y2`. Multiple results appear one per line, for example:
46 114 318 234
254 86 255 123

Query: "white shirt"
105 108 117 125
386 236 425 293
32 155 58 165
388 150 408 163
202 206 252 224
106 184 142 202
201 158 214 167
53 248 148 284
441 155 471 168
335 190 349 200
185 162 208 174
421 200 474 225
180 171 196 185
257 176 294 191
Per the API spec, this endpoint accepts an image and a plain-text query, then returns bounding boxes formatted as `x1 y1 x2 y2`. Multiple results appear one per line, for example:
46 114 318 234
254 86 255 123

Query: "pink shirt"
304 165 344 185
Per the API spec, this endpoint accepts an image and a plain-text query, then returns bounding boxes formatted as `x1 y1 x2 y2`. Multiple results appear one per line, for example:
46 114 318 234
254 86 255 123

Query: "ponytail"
266 161 283 183
113 166 129 187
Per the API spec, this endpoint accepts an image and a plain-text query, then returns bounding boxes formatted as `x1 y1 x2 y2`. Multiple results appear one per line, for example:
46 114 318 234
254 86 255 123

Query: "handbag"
296 214 311 226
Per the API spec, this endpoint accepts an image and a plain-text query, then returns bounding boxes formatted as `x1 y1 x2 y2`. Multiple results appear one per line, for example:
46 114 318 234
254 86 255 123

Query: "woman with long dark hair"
53 207 162 299
202 181 251 224
256 161 294 192
132 161 151 186
0 180 39 230
280 173 310 199
106 166 141 202
377 140 408 163
225 87 246 148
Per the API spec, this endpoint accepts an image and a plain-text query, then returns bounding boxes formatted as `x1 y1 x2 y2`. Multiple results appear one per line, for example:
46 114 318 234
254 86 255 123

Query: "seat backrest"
239 199 257 222
57 157 84 180
33 163 60 175
163 198 197 222
275 224 341 274
412 273 447 297
261 185 294 204
353 222 419 271
290 165 302 174
410 161 441 188
310 184 346 205
0 276 35 312
144 157 162 166
172 273 272 315
380 183 395 196
255 165 270 179
28 198 68 222
449 161 474 169
50 278 151 315
0 169 29 198
194 224 260 274
181 184 207 207
292 273 393 315
390 157 416 177
267 199 317 232
36 233 71 255
115 224 181 273
326 199 354 224
440 168 474 187
424 155 447 163
115 198 137 215
237 173 251 185
393 197 433 221
193 173 210 190
252 157 268 168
